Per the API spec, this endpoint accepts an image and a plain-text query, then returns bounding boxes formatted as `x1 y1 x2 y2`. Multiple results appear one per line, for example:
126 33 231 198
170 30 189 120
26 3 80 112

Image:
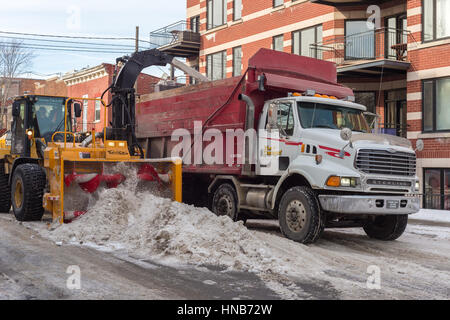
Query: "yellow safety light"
292 92 302 97
26 129 33 140
326 176 341 187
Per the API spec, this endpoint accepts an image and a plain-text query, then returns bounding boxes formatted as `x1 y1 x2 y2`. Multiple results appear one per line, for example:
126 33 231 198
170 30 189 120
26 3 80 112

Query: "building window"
95 98 101 122
345 20 375 60
207 0 227 30
273 0 284 8
190 15 200 33
234 0 242 21
232 46 242 77
292 25 323 58
423 0 450 42
273 35 284 52
207 51 227 80
424 168 450 210
423 77 450 132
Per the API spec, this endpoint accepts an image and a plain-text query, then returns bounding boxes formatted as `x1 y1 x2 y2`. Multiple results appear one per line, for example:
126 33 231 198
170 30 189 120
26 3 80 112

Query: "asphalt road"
0 214 449 300
0 215 278 300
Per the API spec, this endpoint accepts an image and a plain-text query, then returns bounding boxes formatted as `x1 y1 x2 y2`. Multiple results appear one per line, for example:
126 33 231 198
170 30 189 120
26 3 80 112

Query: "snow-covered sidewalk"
409 209 450 224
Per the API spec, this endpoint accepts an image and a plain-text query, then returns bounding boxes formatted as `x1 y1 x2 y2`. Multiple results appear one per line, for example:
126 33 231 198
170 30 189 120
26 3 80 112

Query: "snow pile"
50 188 283 273
35 166 331 298
410 209 450 224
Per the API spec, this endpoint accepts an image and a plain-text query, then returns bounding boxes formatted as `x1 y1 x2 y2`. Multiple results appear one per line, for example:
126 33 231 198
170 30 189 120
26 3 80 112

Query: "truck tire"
363 215 408 241
211 183 238 221
0 161 11 213
11 163 46 222
278 186 323 244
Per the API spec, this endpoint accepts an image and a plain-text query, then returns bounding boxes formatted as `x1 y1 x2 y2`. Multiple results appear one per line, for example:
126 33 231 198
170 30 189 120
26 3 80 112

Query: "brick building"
62 63 160 133
152 0 450 209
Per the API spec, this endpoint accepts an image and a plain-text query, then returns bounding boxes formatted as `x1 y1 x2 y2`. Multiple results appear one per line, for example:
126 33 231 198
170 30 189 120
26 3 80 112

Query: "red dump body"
136 49 353 175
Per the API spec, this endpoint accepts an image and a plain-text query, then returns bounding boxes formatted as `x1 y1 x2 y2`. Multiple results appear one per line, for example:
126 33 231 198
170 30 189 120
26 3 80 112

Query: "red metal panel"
264 73 354 99
248 48 338 84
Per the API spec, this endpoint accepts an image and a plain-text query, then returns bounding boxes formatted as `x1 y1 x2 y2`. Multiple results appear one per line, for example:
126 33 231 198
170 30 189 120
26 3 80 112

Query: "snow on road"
23 174 450 299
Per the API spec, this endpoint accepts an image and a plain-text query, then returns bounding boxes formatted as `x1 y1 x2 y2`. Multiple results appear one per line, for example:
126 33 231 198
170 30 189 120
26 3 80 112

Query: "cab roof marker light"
343 95 355 102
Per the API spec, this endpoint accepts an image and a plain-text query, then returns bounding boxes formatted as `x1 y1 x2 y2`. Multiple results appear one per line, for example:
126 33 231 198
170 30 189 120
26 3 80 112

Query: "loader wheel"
278 186 323 244
11 164 46 222
363 215 408 241
0 162 11 213
211 183 238 221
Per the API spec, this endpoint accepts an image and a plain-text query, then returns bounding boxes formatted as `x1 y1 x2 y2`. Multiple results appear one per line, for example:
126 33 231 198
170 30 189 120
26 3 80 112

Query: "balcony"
310 28 416 76
149 20 200 58
310 0 389 6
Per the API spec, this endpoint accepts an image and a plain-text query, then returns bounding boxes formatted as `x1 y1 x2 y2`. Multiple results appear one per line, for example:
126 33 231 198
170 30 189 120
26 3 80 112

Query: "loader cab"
10 95 78 157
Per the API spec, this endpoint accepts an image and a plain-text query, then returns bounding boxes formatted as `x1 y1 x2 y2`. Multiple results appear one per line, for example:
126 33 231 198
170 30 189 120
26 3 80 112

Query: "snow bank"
410 209 450 224
37 166 328 299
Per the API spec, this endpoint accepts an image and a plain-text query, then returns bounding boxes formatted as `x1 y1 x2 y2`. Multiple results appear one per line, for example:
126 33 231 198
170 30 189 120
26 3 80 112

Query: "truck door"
10 99 30 157
257 100 296 175
276 101 299 171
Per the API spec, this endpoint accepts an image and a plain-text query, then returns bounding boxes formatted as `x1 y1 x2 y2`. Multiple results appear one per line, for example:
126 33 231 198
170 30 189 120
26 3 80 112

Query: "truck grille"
355 149 416 177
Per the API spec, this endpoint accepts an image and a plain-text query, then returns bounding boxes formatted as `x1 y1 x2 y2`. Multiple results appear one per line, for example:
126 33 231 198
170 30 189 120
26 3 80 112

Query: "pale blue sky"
0 0 187 77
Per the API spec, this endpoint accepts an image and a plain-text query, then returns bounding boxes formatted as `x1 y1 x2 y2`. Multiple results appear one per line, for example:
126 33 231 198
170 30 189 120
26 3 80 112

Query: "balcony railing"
311 27 416 66
423 193 450 211
377 123 409 138
150 20 200 57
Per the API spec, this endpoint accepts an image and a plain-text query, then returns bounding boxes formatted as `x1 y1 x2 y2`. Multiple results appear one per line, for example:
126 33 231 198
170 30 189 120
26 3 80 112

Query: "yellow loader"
0 50 185 223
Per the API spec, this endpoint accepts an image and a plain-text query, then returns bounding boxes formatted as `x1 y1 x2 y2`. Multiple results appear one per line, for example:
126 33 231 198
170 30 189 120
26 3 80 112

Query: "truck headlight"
415 181 420 192
326 176 358 188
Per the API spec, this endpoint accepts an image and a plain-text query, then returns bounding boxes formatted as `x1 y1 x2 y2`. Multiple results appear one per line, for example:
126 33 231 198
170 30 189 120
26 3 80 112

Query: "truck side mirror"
73 102 82 118
267 103 278 131
12 101 21 117
340 128 352 141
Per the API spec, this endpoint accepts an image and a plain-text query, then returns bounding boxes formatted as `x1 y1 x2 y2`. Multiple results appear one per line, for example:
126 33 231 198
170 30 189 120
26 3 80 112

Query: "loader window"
11 101 26 155
298 102 370 133
33 96 69 141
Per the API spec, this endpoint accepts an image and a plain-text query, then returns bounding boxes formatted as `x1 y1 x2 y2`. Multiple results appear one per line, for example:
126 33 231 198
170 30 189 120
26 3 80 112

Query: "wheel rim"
216 194 234 218
14 179 24 209
286 200 307 233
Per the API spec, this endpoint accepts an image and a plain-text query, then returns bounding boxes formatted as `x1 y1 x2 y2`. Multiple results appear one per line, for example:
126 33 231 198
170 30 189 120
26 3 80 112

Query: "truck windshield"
33 96 70 140
297 102 370 133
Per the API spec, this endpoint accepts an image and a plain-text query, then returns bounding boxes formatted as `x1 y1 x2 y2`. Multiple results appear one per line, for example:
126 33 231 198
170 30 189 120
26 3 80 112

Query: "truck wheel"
211 183 238 221
363 215 408 241
0 162 11 213
11 163 46 222
278 186 323 244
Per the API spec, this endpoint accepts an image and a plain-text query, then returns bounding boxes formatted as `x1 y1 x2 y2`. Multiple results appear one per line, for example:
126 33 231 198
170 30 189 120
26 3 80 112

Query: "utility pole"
134 26 139 96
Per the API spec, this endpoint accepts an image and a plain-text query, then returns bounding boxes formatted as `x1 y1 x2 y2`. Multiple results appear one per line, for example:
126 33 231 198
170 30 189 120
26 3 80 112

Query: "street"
0 212 449 300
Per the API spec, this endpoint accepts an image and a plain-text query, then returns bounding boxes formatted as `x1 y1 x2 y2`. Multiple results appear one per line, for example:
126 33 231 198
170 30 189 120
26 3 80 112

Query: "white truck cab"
216 93 421 244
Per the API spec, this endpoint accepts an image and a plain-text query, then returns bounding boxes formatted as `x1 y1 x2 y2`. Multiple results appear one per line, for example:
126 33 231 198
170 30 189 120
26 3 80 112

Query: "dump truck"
136 48 422 244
